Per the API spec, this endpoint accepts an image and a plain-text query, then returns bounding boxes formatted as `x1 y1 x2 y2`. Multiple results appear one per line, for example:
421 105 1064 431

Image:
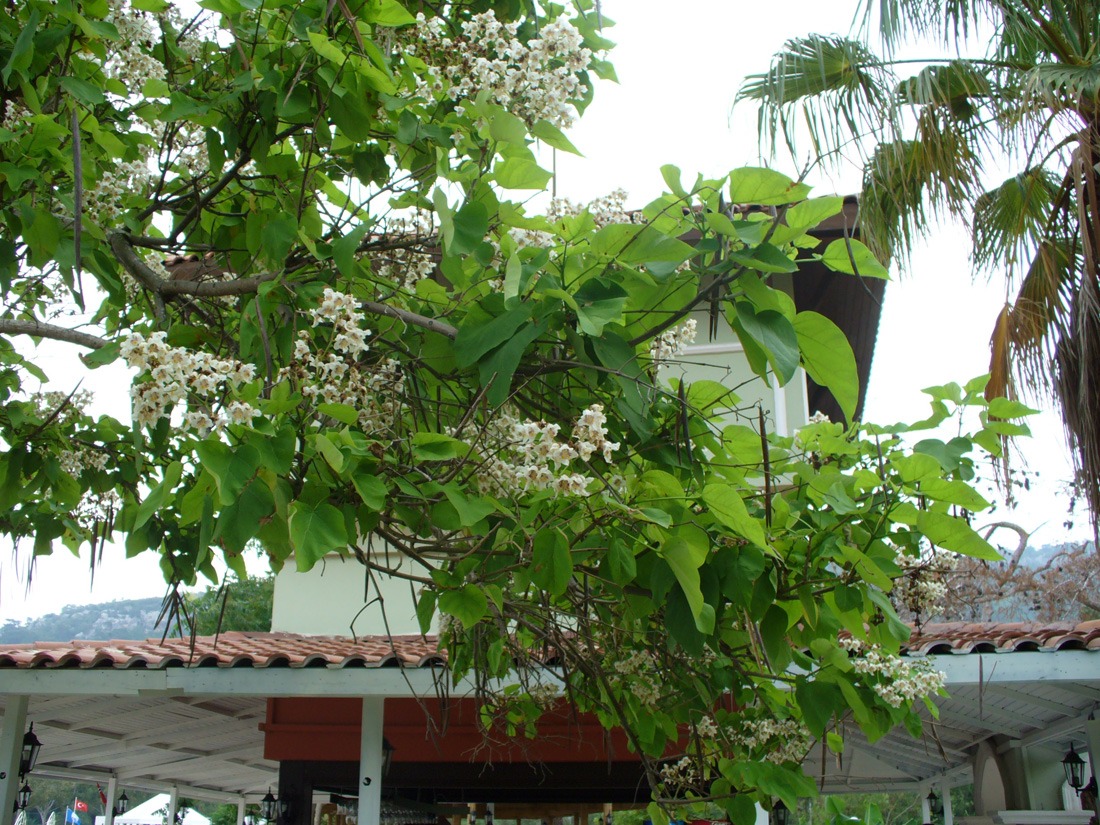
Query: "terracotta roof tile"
904 621 1100 654
0 622 1097 670
0 632 445 670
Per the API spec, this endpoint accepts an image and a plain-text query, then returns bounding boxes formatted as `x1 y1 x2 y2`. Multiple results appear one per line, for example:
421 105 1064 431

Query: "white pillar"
236 799 246 825
920 791 932 824
941 784 954 825
358 698 384 825
0 697 29 823
167 787 180 825
105 777 119 825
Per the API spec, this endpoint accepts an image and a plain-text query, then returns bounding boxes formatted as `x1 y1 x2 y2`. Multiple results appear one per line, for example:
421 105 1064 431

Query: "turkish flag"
75 801 88 812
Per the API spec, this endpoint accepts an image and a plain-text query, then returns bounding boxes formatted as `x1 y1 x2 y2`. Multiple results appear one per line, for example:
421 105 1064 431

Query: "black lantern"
16 783 32 811
260 790 278 822
926 791 944 819
772 801 790 825
113 792 130 817
19 724 41 778
1063 744 1087 792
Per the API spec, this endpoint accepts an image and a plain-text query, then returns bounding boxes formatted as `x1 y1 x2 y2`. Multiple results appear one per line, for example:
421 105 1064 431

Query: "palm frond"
858 0 997 49
896 60 992 118
737 35 896 162
858 108 982 261
972 167 1061 277
1024 61 1100 112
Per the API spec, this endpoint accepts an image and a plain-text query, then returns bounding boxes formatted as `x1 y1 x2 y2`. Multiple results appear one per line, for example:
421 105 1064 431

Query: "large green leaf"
729 167 811 206
793 311 859 422
736 303 800 384
531 528 571 597
495 156 552 190
439 584 488 627
917 511 1001 560
573 278 627 336
703 483 768 548
662 535 715 634
821 238 889 279
454 305 532 368
289 500 348 571
195 441 261 506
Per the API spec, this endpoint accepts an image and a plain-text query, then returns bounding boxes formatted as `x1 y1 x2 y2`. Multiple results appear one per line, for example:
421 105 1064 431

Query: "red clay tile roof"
0 623 1097 670
0 632 446 669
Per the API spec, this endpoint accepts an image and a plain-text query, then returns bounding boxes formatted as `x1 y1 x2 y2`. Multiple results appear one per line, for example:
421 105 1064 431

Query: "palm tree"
739 0 1100 531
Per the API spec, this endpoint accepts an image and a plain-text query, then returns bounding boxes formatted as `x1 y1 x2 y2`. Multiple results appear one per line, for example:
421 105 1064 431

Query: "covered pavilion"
0 622 1097 825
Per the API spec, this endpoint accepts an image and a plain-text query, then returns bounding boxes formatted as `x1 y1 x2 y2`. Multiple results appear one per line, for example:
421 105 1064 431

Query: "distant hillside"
0 575 274 643
0 597 166 643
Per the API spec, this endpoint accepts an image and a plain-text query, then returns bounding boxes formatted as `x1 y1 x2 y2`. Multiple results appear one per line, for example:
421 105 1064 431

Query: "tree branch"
0 319 106 349
361 300 457 339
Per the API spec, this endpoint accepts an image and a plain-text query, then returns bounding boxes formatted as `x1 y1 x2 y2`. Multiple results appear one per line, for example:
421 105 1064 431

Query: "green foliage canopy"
0 0 1031 819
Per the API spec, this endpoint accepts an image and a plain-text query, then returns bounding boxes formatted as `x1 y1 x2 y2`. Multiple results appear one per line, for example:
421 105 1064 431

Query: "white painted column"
358 698 384 825
0 697 29 822
941 783 954 825
105 777 119 825
167 787 180 825
236 799 246 825
920 791 932 824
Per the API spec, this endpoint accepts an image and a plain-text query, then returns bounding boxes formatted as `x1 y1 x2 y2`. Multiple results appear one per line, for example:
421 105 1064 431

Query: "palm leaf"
858 109 982 261
972 168 1061 276
737 35 896 161
859 0 995 49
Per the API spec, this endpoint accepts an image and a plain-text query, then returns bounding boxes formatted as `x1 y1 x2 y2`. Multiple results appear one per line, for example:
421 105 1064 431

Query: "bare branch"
0 319 106 349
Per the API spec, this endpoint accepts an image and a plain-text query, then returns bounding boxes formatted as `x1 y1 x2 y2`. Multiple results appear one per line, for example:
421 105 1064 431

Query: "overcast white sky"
0 0 1088 625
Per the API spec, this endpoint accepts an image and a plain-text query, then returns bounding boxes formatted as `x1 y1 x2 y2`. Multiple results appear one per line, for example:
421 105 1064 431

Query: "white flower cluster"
728 717 810 765
808 411 832 424
840 637 947 707
412 11 593 129
1 100 31 132
525 681 561 709
72 489 121 531
104 0 166 91
476 404 620 497
158 120 210 179
610 648 660 706
160 4 210 63
60 447 109 476
695 714 719 738
508 189 635 250
281 289 406 434
87 158 153 223
894 551 958 617
367 213 436 290
121 331 258 433
30 389 96 427
659 756 698 789
649 318 698 363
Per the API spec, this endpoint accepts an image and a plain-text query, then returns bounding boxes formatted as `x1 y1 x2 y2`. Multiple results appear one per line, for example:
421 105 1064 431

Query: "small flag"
65 808 81 825
97 786 107 807
75 801 89 813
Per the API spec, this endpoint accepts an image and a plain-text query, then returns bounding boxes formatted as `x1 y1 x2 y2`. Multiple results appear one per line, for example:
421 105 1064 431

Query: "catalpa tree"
0 0 1031 819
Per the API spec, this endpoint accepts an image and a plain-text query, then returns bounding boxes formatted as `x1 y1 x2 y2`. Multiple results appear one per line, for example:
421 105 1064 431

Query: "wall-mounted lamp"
15 782 32 811
113 792 130 818
772 801 790 825
260 790 278 823
260 789 291 823
1063 744 1087 794
926 790 944 820
19 724 42 779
